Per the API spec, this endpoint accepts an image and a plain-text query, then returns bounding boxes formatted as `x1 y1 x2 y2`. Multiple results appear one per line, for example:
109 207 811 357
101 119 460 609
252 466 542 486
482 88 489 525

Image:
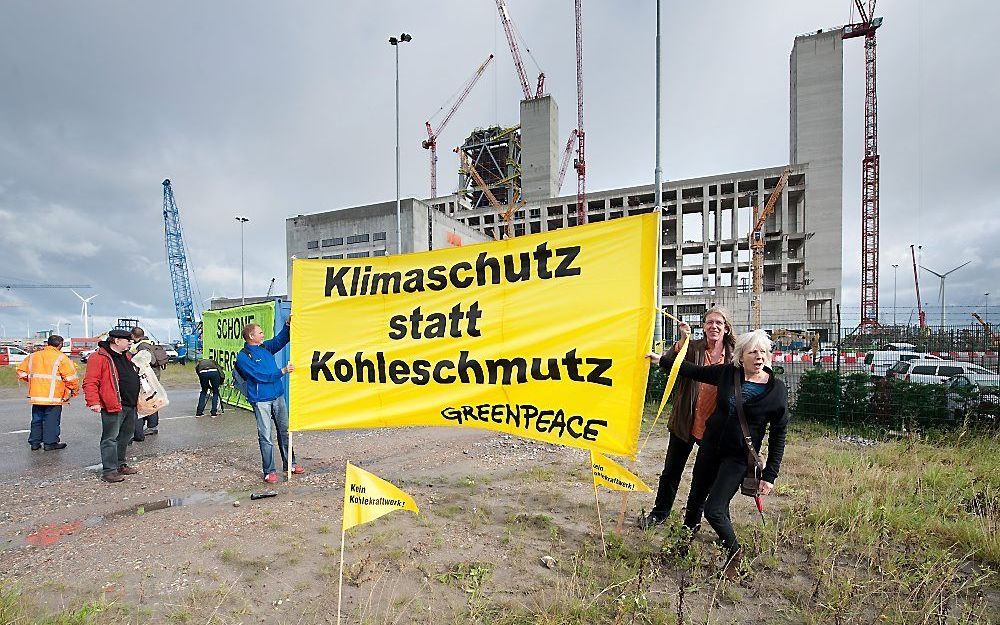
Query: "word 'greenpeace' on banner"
290 214 657 457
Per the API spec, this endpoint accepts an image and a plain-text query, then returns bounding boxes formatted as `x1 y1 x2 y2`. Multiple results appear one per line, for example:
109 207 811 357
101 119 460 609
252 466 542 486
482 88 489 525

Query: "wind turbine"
919 261 971 329
71 290 99 338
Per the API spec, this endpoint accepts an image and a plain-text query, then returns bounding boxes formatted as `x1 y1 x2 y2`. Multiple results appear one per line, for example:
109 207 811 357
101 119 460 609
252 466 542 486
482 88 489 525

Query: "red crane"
422 54 494 199
573 0 586 225
910 244 926 330
555 129 578 194
843 1 883 332
494 0 545 100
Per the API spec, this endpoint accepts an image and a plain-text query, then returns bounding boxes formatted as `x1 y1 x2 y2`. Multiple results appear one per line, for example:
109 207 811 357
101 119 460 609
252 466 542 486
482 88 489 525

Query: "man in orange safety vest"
16 334 80 451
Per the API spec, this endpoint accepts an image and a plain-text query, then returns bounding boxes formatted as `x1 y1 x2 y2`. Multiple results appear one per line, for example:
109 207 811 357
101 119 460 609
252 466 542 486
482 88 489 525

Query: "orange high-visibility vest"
16 346 80 405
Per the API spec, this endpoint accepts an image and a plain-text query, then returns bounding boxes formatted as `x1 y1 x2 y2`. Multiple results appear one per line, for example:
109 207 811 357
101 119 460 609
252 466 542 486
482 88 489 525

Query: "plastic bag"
132 350 170 416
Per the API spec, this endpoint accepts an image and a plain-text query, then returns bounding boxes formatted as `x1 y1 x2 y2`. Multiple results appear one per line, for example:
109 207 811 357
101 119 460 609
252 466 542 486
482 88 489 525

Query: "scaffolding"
458 125 521 210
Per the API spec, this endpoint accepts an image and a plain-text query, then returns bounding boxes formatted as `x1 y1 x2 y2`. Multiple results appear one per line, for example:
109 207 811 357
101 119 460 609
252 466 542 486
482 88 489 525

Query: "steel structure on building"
457 125 521 211
843 1 882 332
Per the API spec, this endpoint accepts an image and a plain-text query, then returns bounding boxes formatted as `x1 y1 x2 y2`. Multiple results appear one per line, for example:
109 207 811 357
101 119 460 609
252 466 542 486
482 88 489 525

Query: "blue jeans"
252 397 295 476
29 404 63 446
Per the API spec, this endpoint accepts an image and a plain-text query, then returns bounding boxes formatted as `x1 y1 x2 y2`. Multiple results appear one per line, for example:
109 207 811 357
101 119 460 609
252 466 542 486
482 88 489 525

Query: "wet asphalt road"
0 386 258 478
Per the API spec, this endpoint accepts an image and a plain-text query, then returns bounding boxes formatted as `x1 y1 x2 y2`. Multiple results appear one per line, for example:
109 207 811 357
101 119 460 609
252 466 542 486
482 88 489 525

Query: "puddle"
86 490 237 525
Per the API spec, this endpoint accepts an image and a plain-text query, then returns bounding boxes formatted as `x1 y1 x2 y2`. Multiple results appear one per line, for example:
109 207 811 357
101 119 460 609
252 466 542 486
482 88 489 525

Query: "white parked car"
887 359 995 384
80 348 98 363
864 350 941 378
0 345 30 366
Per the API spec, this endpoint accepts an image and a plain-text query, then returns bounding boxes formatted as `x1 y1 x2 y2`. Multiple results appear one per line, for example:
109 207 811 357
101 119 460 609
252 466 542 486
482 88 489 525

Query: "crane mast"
910 244 926 330
749 168 790 329
843 0 883 332
422 55 494 198
555 129 578 193
573 0 586 225
162 179 200 358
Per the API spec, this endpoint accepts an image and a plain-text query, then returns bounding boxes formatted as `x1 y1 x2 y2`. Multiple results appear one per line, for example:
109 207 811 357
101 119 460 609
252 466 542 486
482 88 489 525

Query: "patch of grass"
317 524 331 534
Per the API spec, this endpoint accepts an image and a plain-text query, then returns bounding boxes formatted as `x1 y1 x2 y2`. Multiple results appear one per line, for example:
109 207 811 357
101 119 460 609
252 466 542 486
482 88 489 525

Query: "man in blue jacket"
235 318 303 483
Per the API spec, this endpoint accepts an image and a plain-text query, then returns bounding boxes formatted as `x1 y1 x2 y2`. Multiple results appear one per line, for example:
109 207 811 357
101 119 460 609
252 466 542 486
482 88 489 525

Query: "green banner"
202 301 276 410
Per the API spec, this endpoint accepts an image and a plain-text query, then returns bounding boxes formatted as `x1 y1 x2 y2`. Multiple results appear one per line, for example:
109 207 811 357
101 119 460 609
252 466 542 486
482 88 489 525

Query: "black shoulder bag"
733 369 765 497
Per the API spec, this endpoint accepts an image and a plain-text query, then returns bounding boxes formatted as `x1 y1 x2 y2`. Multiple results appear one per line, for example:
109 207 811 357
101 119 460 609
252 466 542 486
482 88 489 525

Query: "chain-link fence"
648 306 1000 436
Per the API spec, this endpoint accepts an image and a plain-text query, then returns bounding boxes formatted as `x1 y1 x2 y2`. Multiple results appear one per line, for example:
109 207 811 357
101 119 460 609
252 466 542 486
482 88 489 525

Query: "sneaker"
638 510 667 530
290 464 305 475
210 412 218 417
102 471 125 483
195 413 204 417
118 464 139 475
30 443 41 451
263 472 279 484
43 442 68 451
144 428 158 436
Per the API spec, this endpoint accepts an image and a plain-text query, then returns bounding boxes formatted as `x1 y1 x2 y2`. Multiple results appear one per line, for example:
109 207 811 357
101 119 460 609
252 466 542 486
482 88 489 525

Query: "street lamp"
986 292 990 325
891 263 898 326
389 32 412 255
235 216 250 304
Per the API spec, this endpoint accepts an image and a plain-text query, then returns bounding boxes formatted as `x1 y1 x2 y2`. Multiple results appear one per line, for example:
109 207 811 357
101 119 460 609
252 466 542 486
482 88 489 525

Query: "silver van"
887 359 995 384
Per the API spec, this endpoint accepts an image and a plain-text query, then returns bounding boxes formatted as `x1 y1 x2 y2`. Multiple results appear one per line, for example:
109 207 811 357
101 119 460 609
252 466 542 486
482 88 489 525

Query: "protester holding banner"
641 307 735 530
235 318 303 483
647 327 788 580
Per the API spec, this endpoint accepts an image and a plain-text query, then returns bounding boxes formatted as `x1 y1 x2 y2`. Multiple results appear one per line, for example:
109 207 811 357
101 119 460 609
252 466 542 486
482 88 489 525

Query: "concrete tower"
790 29 843 310
519 95 559 202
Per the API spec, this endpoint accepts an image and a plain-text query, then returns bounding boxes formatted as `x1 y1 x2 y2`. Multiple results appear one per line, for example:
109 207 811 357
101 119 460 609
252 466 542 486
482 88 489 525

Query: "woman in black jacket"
647 327 788 579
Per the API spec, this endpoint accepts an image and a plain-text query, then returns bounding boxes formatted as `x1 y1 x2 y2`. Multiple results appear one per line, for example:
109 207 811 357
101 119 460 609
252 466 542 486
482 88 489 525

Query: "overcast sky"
1 0 997 341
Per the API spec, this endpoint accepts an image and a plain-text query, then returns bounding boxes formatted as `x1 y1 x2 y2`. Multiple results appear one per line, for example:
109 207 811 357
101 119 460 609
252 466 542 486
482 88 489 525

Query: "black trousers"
651 433 696 515
197 371 223 415
682 444 746 551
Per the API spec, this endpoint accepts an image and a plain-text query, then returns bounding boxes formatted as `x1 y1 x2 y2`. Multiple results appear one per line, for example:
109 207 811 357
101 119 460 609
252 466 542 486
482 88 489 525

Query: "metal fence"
648 307 1000 436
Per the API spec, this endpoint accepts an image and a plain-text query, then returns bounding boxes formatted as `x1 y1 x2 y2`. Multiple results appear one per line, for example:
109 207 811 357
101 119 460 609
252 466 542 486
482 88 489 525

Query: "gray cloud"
0 0 996 341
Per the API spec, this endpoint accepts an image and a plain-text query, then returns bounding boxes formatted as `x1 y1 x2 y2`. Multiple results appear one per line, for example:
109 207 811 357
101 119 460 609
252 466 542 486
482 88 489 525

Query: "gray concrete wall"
790 29 843 308
519 96 559 202
284 199 489 286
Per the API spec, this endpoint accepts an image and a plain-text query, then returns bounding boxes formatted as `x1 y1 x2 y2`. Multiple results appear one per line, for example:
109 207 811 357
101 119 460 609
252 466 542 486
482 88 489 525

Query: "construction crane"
573 0 586 226
162 179 201 359
910 244 927 330
457 148 523 239
494 0 545 100
972 313 1000 349
843 0 884 333
555 129 578 194
749 168 790 329
422 54 494 199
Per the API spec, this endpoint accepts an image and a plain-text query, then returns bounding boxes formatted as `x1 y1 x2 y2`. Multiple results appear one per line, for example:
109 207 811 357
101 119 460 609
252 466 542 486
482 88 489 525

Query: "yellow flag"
591 451 651 492
342 463 419 531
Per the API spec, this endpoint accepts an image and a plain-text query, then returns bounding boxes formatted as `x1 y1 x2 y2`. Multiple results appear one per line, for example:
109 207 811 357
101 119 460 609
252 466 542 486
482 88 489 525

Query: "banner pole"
593 482 608 557
337 528 346 625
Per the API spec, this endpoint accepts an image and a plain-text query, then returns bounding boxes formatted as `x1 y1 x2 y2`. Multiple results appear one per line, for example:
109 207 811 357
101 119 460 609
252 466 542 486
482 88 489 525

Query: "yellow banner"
591 451 651 492
342 462 419 531
290 213 657 457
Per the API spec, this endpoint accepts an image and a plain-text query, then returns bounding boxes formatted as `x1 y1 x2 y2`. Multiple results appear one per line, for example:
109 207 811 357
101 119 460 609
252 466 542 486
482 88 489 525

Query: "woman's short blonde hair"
732 329 773 367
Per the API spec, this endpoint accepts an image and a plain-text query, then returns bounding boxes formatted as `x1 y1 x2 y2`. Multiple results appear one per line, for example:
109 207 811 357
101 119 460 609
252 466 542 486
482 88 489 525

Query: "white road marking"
6 429 30 435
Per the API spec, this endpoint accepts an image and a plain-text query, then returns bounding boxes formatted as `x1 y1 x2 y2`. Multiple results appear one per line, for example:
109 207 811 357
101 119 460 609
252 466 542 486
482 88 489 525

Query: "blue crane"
162 179 201 359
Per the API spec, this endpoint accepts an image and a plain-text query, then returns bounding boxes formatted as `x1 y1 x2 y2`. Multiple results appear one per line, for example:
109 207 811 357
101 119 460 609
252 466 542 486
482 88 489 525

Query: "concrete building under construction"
286 30 844 337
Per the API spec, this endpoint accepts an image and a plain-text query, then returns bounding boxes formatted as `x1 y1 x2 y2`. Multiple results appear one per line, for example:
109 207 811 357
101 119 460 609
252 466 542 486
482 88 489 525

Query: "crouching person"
235 318 302 483
83 329 142 483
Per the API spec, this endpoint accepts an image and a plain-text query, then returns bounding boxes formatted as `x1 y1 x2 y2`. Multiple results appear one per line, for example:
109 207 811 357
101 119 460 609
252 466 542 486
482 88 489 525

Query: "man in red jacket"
83 329 142 483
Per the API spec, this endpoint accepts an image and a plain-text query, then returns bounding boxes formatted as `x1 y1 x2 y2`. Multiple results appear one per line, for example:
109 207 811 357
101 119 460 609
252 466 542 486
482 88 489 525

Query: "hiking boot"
118 464 139 475
102 471 125 483
44 442 67 451
290 464 305 475
144 428 158 436
723 546 743 581
30 443 41 451
638 510 668 530
263 472 279 484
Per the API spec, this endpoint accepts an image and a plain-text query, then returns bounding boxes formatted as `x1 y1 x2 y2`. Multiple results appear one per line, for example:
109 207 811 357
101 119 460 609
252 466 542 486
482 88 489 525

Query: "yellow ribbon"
639 309 689 456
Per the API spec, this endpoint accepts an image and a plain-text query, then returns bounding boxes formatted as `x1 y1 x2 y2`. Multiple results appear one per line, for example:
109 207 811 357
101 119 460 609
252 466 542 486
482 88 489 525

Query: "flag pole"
337 528 346 625
593 481 608 557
